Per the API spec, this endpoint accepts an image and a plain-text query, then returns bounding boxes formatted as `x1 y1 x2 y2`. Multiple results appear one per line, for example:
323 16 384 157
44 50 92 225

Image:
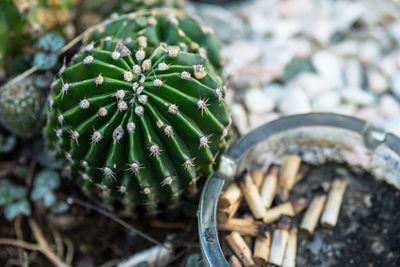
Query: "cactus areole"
45 11 230 212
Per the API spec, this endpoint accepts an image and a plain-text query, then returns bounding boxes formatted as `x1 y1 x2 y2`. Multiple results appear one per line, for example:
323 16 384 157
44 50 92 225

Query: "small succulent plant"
45 12 230 212
12 0 77 39
0 77 46 138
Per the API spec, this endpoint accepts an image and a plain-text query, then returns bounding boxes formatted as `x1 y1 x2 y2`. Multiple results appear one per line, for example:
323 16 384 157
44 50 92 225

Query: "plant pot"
197 113 400 267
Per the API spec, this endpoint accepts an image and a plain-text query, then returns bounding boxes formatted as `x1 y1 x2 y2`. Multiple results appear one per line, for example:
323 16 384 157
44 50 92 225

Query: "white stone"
383 116 400 137
311 91 341 112
391 74 400 99
187 4 247 42
367 70 388 95
334 2 365 31
273 19 302 42
244 89 274 114
230 103 249 135
355 106 385 128
343 59 363 88
389 21 400 45
287 38 312 57
379 95 400 118
262 84 285 106
307 16 334 45
278 88 311 115
334 103 357 116
249 112 280 131
341 87 376 106
222 41 262 71
379 53 400 77
312 50 343 88
359 40 380 65
289 73 332 98
332 40 360 58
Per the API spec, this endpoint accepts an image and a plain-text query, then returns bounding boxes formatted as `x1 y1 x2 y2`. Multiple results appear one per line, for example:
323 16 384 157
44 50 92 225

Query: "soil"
294 165 400 267
220 164 400 267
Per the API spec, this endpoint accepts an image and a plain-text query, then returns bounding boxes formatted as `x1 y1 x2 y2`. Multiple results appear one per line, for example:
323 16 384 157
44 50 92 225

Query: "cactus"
0 77 46 138
45 12 230 212
91 12 223 73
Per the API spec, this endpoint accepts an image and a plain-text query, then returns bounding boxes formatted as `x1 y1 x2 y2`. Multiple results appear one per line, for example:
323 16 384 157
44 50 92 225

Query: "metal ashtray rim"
197 112 400 267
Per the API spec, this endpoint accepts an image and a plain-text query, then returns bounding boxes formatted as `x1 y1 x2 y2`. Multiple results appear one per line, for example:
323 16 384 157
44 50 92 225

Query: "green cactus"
92 12 223 73
45 12 230 212
0 77 46 138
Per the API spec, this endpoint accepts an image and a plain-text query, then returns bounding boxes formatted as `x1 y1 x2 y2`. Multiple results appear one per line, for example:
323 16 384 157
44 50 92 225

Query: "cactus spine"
0 77 45 138
46 11 229 212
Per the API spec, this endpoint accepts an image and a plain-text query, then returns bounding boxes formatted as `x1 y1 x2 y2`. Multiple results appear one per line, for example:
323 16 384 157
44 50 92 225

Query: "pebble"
244 89 274 114
354 106 385 127
230 103 249 135
187 4 247 42
290 73 333 98
248 112 280 130
343 59 363 88
383 115 400 137
262 84 285 107
341 87 376 106
359 40 381 65
379 95 400 118
390 74 400 99
312 50 343 88
388 21 400 45
311 91 341 112
278 88 311 115
368 70 388 95
222 41 262 72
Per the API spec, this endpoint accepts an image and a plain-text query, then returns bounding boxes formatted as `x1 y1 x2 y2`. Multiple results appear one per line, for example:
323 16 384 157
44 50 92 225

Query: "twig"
14 215 24 261
28 219 70 267
63 196 166 249
0 238 41 251
63 237 74 265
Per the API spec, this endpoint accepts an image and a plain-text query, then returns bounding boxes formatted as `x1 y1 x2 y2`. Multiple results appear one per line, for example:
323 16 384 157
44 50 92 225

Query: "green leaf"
0 180 26 206
35 32 65 52
4 199 31 221
34 170 60 189
31 169 61 207
33 52 58 70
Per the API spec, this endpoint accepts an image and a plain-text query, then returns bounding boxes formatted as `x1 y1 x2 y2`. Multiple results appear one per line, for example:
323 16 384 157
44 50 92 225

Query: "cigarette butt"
292 197 308 215
225 231 255 267
269 217 291 266
229 255 243 267
252 170 265 191
300 194 327 234
253 230 271 266
320 179 347 228
218 218 267 237
219 182 242 210
260 166 279 209
263 202 294 224
237 171 267 219
282 227 298 267
263 198 307 224
278 155 301 201
218 199 241 224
